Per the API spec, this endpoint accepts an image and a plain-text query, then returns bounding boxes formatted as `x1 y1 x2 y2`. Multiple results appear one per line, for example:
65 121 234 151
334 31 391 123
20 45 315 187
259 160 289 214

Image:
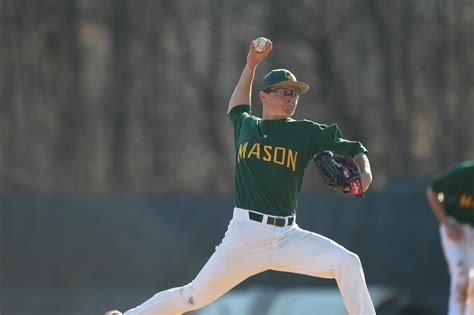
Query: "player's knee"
180 285 216 310
332 252 363 281
334 251 362 274
343 252 362 269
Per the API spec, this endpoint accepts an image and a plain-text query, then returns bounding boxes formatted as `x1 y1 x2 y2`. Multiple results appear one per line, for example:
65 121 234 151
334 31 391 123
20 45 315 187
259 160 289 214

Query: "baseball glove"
313 151 364 197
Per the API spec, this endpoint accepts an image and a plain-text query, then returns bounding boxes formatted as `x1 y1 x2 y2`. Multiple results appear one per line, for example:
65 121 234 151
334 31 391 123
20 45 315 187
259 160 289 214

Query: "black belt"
248 211 294 227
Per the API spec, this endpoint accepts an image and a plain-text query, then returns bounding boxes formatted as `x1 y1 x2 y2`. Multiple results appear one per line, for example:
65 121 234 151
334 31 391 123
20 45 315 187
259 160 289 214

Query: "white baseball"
255 37 268 53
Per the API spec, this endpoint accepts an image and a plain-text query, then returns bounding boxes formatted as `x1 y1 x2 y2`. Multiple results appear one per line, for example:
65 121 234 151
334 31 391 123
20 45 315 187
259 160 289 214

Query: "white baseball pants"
124 207 375 315
440 222 474 315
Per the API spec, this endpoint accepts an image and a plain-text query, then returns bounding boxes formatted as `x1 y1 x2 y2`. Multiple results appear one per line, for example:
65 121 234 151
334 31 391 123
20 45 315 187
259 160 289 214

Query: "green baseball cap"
261 69 309 94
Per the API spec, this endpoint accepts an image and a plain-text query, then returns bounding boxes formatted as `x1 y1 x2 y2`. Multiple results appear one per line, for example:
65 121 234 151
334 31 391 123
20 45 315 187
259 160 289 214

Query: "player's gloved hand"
313 151 363 197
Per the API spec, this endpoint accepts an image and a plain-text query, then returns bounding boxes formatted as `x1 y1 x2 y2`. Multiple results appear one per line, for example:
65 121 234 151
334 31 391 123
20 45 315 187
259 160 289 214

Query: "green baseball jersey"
228 104 367 216
431 161 474 224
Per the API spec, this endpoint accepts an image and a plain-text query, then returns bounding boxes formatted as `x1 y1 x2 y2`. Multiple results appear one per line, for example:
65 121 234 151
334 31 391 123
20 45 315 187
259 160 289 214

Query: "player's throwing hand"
247 37 272 66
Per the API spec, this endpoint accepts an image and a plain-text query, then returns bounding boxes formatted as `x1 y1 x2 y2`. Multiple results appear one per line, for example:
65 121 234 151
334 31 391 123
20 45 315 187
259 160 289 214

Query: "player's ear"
258 90 268 104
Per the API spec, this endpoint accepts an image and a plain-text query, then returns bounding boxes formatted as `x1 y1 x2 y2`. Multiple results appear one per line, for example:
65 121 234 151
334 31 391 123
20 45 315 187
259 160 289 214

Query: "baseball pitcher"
107 38 375 315
427 161 474 315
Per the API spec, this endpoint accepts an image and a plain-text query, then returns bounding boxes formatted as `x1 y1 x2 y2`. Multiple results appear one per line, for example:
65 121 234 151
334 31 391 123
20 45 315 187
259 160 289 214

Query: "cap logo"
285 71 296 82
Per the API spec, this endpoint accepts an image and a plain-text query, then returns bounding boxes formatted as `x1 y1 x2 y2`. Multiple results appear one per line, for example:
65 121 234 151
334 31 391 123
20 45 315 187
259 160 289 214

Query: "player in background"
426 161 474 315
106 38 375 315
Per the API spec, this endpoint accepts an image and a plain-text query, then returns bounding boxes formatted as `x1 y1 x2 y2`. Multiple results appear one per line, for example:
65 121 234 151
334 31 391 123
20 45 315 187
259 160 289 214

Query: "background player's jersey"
228 105 367 216
431 161 474 225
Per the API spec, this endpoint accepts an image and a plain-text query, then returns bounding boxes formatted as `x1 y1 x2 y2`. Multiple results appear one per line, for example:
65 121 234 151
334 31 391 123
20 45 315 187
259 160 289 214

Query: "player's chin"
282 105 296 116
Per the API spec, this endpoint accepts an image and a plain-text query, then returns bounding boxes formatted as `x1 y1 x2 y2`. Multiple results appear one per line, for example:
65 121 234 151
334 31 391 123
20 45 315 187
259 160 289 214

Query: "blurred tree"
0 0 473 195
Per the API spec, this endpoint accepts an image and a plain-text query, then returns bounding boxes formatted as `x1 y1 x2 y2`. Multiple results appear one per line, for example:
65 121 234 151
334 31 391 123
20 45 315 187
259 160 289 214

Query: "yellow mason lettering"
247 143 261 159
238 142 298 172
460 194 473 208
273 147 286 165
287 149 298 172
238 142 248 162
263 145 272 161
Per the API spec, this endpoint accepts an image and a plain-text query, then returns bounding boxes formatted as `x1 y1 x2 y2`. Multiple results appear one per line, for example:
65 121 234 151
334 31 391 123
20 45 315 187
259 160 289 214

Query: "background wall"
0 181 447 314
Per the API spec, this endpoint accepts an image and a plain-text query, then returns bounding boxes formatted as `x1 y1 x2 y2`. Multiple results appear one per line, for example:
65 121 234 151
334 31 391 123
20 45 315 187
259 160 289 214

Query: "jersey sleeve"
309 123 367 157
228 104 251 140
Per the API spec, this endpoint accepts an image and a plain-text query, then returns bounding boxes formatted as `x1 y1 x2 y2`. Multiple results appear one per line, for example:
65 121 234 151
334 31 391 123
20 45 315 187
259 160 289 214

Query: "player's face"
260 86 300 119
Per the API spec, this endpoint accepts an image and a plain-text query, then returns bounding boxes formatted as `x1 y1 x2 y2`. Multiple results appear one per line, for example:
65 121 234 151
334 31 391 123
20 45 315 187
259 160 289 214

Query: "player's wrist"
245 59 259 70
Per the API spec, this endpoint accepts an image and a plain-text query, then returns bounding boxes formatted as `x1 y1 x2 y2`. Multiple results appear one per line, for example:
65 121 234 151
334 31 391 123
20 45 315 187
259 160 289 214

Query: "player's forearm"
353 153 372 192
426 187 449 225
228 39 272 113
228 62 257 113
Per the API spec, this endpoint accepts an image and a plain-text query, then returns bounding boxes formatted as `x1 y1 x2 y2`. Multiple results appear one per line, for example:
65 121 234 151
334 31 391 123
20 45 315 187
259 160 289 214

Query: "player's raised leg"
271 225 375 315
